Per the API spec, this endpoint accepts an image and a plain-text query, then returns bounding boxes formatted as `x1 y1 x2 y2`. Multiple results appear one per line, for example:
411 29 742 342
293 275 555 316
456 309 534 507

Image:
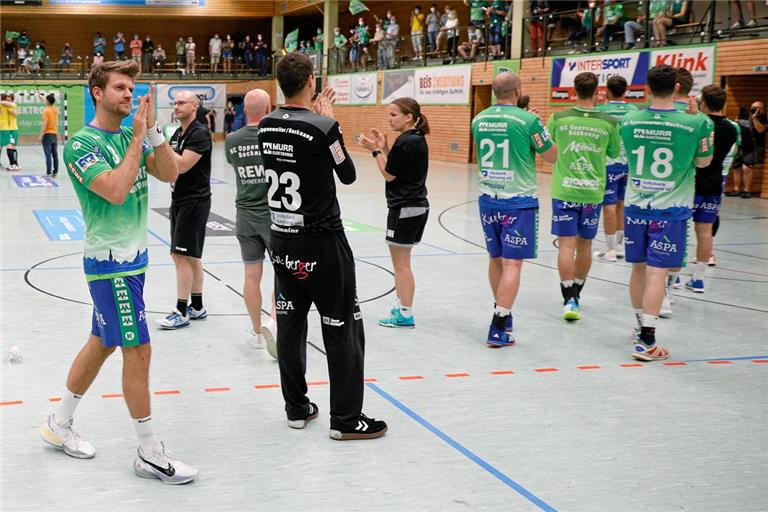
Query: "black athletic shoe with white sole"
329 414 388 440
287 402 319 429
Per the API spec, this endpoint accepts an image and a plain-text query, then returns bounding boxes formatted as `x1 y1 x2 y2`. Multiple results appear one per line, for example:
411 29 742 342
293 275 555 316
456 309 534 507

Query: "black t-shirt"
170 120 212 203
753 113 767 151
258 106 355 236
195 105 210 127
695 115 738 196
384 129 429 209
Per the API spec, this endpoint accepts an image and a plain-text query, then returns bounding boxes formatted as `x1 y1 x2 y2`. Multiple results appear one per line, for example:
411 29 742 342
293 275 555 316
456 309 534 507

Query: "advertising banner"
84 82 149 128
156 83 226 132
491 59 521 102
0 84 85 137
325 72 377 105
382 64 472 105
550 44 715 104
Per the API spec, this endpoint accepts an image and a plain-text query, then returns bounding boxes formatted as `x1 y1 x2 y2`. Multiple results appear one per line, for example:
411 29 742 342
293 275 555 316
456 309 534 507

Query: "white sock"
400 306 413 318
561 280 574 287
605 234 617 251
574 278 585 286
54 391 82 425
693 261 706 281
394 297 401 309
134 416 161 454
616 230 624 244
634 308 643 327
494 305 511 317
642 313 658 328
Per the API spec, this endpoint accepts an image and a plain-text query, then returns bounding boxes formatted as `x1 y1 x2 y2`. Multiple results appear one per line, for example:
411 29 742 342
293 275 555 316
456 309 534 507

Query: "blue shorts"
551 199 602 240
603 166 628 205
624 216 689 268
480 197 538 260
692 195 721 224
88 274 150 348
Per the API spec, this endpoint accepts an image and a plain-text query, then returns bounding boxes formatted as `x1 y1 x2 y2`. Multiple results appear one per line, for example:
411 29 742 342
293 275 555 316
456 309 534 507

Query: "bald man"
225 89 277 355
157 90 213 329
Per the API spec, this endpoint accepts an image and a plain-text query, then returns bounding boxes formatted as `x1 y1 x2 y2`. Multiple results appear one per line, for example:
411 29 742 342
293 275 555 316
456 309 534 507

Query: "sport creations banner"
0 84 85 136
156 84 226 133
325 72 377 105
381 64 472 105
550 44 716 104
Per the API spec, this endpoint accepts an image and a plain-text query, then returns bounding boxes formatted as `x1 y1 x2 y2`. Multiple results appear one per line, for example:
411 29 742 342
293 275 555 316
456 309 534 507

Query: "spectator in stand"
17 29 31 51
626 0 657 49
653 0 690 47
59 43 73 67
372 21 384 69
597 0 624 51
299 41 308 54
142 35 155 73
426 4 440 53
39 93 59 177
466 0 490 29
255 34 268 76
185 36 196 74
92 51 104 69
528 1 550 56
93 32 106 56
730 0 757 29
314 27 324 57
222 34 235 73
486 0 508 58
153 44 166 70
224 101 236 133
33 42 45 69
458 22 484 61
569 2 595 54
729 103 767 198
332 26 348 72
113 32 126 60
357 17 371 69
17 47 28 73
437 5 450 51
176 36 186 66
240 35 254 70
5 35 16 64
209 33 222 73
385 15 400 68
443 9 460 64
411 5 426 60
349 26 361 70
130 34 142 65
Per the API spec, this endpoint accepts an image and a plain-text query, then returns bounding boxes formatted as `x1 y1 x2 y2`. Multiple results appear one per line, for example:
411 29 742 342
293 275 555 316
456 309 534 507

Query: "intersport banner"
550 44 715 104
156 83 226 132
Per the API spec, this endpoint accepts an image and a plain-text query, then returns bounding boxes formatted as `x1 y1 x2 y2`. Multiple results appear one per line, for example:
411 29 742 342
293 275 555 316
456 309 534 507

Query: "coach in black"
156 90 212 330
258 52 387 440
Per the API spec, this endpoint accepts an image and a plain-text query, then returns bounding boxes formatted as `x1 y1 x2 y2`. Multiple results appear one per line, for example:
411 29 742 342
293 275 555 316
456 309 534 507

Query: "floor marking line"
620 363 644 368
534 368 559 373
753 359 768 363
49 397 61 402
0 400 23 406
577 365 601 370
445 373 470 378
204 387 231 393
663 362 688 367
147 228 171 247
682 355 768 362
154 390 181 395
399 375 425 380
254 384 281 389
307 381 329 386
368 383 559 512
101 393 123 399
363 378 378 382
706 361 732 365
490 370 514 375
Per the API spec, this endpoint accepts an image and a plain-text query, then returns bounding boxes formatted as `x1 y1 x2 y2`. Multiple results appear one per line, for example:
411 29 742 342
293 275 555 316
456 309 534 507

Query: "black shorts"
386 207 429 247
170 198 211 258
733 152 757 169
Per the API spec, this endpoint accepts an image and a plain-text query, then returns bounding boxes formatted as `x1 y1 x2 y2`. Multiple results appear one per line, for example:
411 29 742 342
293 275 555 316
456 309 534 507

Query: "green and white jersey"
471 104 554 207
64 125 153 281
603 2 624 23
596 101 639 167
225 125 270 223
469 0 490 22
650 0 670 18
547 107 621 204
620 108 713 219
722 118 741 176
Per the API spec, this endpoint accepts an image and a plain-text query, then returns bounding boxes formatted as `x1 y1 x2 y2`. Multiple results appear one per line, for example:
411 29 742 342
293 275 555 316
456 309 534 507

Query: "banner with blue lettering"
549 44 715 104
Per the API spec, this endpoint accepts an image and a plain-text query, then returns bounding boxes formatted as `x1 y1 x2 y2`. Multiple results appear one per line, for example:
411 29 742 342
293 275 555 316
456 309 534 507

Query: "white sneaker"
133 442 198 485
156 309 190 329
615 243 625 259
708 253 716 266
746 19 757 27
594 248 617 262
261 319 277 360
246 330 265 349
40 413 96 459
660 294 673 318
731 21 742 29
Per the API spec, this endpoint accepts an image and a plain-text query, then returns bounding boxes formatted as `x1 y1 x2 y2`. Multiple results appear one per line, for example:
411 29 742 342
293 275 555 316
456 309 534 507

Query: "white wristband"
147 123 165 147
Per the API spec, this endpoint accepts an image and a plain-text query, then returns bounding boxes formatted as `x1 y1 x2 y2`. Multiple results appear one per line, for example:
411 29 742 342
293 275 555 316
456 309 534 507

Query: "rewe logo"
275 293 294 312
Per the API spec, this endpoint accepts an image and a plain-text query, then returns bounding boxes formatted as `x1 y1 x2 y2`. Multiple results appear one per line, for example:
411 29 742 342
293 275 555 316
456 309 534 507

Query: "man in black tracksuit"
258 52 387 440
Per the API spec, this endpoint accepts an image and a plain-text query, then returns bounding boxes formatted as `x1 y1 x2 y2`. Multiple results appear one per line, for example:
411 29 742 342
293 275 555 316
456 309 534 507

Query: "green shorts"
0 130 19 146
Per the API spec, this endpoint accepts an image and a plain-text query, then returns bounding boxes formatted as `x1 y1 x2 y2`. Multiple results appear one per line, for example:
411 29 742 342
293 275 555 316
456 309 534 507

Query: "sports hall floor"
1 143 766 512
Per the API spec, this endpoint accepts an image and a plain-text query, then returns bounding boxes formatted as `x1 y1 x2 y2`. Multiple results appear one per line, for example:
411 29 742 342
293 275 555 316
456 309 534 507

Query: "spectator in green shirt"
597 0 624 51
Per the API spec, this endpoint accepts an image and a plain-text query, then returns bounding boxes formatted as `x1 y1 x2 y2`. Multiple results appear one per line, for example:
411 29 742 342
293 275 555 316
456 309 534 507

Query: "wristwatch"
372 150 382 157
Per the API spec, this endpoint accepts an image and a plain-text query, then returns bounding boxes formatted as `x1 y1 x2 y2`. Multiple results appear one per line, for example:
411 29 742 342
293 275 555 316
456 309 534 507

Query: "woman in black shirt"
357 98 429 329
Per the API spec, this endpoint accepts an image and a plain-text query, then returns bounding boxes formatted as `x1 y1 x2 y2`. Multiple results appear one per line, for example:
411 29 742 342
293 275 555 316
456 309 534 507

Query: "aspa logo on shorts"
649 235 678 254
275 293 294 314
503 229 528 246
76 152 99 172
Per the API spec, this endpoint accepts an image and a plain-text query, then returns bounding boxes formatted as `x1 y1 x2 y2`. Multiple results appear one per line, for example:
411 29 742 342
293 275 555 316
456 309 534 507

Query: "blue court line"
367 383 559 512
682 355 768 363
714 242 768 247
148 228 171 247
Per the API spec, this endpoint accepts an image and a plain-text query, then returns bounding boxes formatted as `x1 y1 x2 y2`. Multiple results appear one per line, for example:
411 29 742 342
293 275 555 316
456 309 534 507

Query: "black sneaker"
740 191 751 199
287 402 319 429
329 414 388 440
725 191 740 197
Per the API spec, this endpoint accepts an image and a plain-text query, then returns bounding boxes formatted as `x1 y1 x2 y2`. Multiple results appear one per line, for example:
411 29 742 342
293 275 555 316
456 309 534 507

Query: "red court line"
101 393 123 398
49 397 61 402
577 365 601 370
0 400 23 406
307 381 329 386
706 361 732 365
534 368 559 373
204 387 231 393
752 359 768 363
154 390 181 395
663 362 688 367
399 375 425 380
445 373 470 378
254 384 280 389
490 370 514 375
364 378 378 383
620 363 644 368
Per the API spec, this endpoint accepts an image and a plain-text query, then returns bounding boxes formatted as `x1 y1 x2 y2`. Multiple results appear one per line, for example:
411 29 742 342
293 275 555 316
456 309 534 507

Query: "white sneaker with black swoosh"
133 442 198 484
